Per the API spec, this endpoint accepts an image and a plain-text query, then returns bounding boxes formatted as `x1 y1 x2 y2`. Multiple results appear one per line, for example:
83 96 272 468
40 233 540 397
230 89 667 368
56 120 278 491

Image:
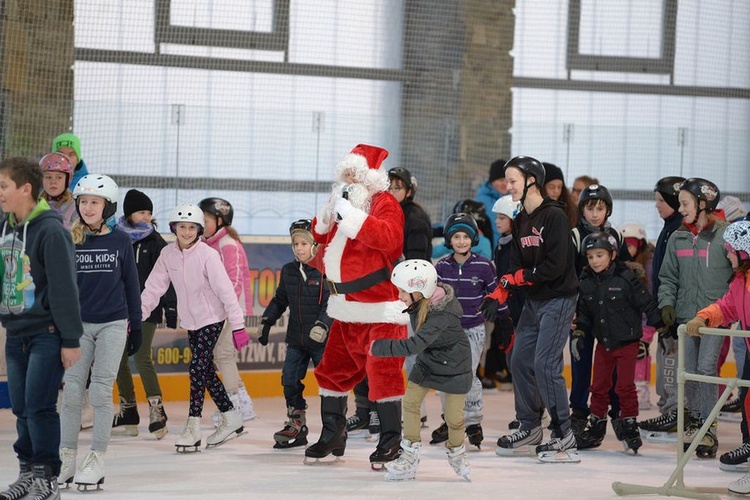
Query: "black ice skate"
274 407 309 449
345 409 370 438
429 414 449 445
720 442 750 472
369 401 402 471
718 395 743 423
638 408 680 443
466 424 484 449
620 417 642 454
536 429 580 463
683 418 718 459
28 464 60 500
304 396 347 465
495 426 543 456
111 396 139 437
1 461 33 500
148 396 168 440
569 408 588 437
575 414 606 450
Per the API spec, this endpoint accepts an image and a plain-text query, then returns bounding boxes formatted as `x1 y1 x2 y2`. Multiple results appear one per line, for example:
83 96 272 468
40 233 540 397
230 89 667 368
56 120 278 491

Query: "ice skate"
638 408 678 443
74 450 105 491
148 396 168 440
304 396 347 465
507 419 521 433
466 423 484 449
447 444 471 482
575 414 606 450
111 396 139 437
345 409 370 438
683 418 718 459
536 429 581 463
1 462 33 500
236 385 258 421
26 464 60 500
175 416 202 453
718 395 743 423
369 401 402 471
273 407 308 449
569 408 588 436
729 472 750 495
384 440 420 481
620 417 642 454
720 442 750 472
366 408 380 442
429 414 449 445
57 448 76 488
206 409 245 448
495 426 542 456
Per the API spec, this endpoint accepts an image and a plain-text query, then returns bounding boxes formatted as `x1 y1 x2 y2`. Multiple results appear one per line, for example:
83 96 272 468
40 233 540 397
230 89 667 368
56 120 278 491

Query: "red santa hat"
335 144 390 193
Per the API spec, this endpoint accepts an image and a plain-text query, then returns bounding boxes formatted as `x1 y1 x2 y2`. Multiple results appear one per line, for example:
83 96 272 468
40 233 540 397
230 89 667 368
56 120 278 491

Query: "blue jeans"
6 331 65 475
282 344 325 410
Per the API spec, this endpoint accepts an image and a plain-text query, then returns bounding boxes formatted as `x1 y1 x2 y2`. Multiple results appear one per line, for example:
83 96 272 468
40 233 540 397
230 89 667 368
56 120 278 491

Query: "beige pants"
403 380 465 449
213 320 241 393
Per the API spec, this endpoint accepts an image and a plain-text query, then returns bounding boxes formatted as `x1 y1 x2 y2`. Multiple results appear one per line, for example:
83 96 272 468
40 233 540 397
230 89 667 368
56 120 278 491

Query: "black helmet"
199 197 234 227
388 167 415 191
453 199 487 222
581 231 617 256
654 176 685 211
679 178 720 213
289 218 312 235
503 156 545 188
578 184 613 217
444 212 479 248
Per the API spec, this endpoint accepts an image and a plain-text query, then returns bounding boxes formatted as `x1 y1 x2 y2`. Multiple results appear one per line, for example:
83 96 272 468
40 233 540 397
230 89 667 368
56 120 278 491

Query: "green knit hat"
52 133 81 161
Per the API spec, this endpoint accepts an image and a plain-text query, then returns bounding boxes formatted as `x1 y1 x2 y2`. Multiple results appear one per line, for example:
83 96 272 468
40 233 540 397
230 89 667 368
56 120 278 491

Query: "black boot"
430 414 449 444
304 396 347 460
575 414 607 450
369 401 402 469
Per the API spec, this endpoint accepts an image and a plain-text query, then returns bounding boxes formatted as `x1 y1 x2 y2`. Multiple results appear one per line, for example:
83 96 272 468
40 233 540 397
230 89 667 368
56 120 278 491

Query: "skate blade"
621 444 641 455
175 446 202 453
720 463 750 473
460 473 471 482
640 430 677 443
718 412 743 423
205 430 248 449
385 474 416 481
303 455 344 465
346 429 369 439
151 427 168 440
273 438 308 449
111 426 139 437
58 477 74 488
366 433 380 442
495 444 536 457
537 450 581 464
76 478 104 491
371 463 387 471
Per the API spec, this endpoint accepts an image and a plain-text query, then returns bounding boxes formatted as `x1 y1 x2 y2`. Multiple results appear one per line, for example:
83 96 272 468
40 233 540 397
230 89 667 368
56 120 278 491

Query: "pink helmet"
39 152 74 188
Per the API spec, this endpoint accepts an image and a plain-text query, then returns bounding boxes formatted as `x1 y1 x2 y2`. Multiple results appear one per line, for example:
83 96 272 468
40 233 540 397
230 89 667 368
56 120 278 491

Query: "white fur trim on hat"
335 153 389 194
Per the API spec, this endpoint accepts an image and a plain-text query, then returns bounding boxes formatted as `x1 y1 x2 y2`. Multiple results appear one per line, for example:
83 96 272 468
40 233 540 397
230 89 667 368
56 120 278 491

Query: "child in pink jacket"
685 220 750 494
199 197 256 425
141 203 249 453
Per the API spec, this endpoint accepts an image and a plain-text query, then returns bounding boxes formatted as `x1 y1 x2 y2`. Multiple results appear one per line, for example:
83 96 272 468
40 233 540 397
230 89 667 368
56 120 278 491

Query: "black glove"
165 308 178 329
494 316 515 353
637 340 650 360
570 330 586 362
658 325 678 356
480 297 500 323
257 320 271 346
126 329 142 356
661 305 676 326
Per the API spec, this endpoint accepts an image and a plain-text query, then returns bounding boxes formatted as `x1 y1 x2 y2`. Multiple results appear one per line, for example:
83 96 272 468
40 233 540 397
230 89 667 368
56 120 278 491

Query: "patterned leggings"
188 321 233 417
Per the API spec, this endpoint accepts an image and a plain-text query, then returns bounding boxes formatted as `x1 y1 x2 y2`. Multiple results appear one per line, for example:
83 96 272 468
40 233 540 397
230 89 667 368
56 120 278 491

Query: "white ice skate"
384 440 420 481
536 430 581 464
495 426 542 456
206 409 245 448
175 416 202 453
212 388 257 428
729 472 750 495
58 447 77 488
74 450 105 491
447 444 471 482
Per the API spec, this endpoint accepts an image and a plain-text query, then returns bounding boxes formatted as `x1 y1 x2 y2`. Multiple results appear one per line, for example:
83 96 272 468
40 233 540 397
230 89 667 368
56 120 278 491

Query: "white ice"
0 390 738 499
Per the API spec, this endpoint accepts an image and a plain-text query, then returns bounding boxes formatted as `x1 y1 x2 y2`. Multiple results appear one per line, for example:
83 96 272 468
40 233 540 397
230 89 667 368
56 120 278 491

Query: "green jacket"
658 220 732 323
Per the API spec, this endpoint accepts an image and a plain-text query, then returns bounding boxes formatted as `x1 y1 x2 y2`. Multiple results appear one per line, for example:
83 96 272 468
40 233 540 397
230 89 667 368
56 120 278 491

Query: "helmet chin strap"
519 180 533 206
84 220 106 234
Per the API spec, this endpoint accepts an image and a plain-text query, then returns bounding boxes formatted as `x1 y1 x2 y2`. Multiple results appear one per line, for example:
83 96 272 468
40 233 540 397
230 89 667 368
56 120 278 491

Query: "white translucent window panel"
75 0 155 52
170 0 274 32
578 0 663 58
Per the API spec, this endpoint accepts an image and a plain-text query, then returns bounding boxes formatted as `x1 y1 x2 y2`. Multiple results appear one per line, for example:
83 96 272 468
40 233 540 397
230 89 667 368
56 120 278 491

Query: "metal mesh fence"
1 0 748 239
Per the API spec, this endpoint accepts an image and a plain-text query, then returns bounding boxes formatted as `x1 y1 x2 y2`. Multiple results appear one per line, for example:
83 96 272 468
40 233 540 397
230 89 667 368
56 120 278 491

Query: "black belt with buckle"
326 261 397 296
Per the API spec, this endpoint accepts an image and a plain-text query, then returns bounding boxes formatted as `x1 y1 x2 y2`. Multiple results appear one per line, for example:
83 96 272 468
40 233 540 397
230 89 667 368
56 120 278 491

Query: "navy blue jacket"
651 211 683 297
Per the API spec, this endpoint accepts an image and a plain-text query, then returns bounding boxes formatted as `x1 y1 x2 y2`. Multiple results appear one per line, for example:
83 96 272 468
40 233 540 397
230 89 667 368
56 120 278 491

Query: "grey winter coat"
370 284 472 394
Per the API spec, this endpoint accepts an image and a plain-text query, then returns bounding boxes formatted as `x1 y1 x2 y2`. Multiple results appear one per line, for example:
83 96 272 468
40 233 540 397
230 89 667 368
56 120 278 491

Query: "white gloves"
309 324 328 343
335 197 353 220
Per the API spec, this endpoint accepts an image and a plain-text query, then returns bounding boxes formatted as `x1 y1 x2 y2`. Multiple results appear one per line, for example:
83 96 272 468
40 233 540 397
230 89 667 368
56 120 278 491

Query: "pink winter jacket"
698 269 750 349
203 228 253 314
141 240 245 331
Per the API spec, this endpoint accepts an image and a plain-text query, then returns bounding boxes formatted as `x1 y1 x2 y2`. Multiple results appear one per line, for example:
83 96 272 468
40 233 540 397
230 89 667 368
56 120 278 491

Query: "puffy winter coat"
261 260 332 349
370 284 472 394
400 200 432 261
577 261 663 350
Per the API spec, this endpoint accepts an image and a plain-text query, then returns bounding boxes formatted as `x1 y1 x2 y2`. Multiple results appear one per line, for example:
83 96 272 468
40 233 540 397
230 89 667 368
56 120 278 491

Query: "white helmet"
390 259 438 299
72 174 119 220
492 196 521 219
620 223 647 241
724 221 750 260
169 203 205 235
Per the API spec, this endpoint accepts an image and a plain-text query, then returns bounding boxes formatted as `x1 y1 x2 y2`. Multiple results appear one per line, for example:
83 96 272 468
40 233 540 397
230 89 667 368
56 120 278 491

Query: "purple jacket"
435 253 499 328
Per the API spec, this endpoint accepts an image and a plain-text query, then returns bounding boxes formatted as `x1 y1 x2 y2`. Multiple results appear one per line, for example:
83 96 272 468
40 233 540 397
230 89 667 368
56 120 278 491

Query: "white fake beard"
328 182 372 216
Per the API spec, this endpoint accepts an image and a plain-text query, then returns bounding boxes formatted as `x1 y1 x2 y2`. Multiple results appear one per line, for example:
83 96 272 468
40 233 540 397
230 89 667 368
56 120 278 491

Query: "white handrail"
612 324 748 500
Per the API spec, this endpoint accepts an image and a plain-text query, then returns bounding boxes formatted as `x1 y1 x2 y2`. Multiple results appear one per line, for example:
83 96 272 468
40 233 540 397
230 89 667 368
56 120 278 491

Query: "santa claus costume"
304 144 408 466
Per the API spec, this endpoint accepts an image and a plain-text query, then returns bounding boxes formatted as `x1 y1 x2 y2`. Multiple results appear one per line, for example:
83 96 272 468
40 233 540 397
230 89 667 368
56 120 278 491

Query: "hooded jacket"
510 198 579 301
0 200 83 347
370 284 472 394
204 227 253 314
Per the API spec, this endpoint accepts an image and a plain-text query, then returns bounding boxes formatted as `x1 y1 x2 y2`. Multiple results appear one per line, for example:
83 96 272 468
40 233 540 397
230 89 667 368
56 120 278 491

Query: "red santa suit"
311 144 408 402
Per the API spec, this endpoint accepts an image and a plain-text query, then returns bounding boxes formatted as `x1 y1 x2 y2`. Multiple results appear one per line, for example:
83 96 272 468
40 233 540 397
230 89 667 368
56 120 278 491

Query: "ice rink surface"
0 389 741 499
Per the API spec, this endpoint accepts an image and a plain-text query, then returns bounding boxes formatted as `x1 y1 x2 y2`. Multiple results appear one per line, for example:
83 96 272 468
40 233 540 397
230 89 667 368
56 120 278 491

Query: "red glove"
487 286 509 304
500 269 532 288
